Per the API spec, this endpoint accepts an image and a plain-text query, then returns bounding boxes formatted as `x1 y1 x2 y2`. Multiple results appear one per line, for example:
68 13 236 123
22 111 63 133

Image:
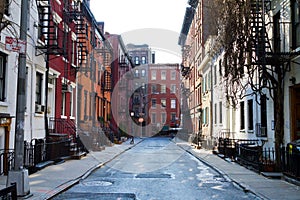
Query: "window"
161 84 166 93
214 103 217 124
171 84 176 93
61 92 66 116
36 72 43 105
134 69 139 77
171 71 176 80
151 113 156 124
171 99 176 109
54 22 58 45
203 75 207 93
202 107 209 125
292 0 300 49
161 113 166 123
135 56 139 65
84 90 88 120
171 113 176 121
260 95 267 136
214 65 217 85
161 99 166 107
141 56 146 64
151 99 156 108
248 99 253 130
240 101 245 130
0 53 7 101
70 90 74 117
151 84 157 93
161 71 166 80
141 69 146 77
219 102 222 124
207 71 211 90
71 40 76 65
151 70 156 80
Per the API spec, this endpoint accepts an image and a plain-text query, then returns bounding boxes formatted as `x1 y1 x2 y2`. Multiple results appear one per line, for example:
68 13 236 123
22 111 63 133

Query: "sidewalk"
0 138 142 200
174 139 300 200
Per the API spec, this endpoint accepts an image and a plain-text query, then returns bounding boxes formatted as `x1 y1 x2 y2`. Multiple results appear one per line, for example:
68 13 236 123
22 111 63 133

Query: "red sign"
5 36 26 54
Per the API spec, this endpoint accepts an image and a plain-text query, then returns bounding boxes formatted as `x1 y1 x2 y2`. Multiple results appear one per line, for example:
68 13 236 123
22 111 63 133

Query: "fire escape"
249 0 300 138
36 0 65 55
249 0 300 69
73 3 88 65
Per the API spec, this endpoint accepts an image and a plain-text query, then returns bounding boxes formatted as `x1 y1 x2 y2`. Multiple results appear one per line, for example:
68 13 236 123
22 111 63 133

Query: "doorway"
291 84 300 141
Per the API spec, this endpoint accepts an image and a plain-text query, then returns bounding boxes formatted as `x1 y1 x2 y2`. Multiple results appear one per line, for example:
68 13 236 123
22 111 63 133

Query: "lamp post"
130 111 135 136
138 117 144 138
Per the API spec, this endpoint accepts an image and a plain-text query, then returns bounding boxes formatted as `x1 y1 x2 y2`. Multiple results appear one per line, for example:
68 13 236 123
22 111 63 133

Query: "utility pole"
7 0 30 196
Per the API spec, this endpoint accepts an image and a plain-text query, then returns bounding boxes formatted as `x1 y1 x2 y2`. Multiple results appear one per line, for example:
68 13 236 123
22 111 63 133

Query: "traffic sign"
5 36 26 54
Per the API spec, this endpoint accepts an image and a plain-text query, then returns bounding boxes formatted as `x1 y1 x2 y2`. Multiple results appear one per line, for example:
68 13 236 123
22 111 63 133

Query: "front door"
291 85 300 141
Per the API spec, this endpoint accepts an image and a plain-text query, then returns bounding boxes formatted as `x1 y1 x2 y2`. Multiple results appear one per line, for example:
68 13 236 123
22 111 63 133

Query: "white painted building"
0 0 50 151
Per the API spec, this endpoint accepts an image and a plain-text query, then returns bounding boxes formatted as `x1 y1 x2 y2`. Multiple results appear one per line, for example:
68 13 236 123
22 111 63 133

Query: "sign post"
7 0 30 196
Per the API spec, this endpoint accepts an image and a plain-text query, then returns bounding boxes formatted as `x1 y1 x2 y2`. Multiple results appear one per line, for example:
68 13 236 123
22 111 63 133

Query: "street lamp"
138 117 144 138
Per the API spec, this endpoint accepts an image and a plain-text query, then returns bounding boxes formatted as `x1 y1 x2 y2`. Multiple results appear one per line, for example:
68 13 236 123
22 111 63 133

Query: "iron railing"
282 145 300 180
218 138 276 172
0 182 17 200
0 149 14 175
48 117 76 139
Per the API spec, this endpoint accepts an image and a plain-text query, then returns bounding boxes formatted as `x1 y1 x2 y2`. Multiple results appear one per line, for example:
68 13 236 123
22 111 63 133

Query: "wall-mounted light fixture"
289 76 296 85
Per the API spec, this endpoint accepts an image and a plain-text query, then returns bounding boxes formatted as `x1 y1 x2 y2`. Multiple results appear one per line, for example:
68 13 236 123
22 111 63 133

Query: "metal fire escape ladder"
36 0 65 55
102 70 112 92
74 3 88 65
249 0 273 66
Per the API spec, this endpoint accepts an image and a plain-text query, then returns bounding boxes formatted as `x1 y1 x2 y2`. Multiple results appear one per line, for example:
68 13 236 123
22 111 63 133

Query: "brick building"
146 63 181 137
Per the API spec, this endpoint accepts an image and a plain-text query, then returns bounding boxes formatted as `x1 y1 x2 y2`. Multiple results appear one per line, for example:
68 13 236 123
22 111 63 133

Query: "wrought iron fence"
0 182 17 200
0 149 14 175
218 137 276 172
282 145 300 180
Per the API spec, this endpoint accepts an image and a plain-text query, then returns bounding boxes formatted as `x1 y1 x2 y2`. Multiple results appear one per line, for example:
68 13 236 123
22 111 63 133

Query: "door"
291 85 300 141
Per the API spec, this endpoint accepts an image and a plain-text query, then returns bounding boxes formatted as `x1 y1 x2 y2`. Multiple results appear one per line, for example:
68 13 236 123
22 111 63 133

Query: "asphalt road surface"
53 137 259 200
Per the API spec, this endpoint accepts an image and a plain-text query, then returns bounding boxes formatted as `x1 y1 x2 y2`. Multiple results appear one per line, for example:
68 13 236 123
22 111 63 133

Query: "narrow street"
53 137 259 200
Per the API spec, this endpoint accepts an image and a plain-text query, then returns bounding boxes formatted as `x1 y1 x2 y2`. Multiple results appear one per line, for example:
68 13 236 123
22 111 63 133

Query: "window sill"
61 115 67 119
34 113 44 117
0 102 8 107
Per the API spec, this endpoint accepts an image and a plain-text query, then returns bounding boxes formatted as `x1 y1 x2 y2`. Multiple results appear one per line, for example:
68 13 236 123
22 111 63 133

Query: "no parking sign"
5 36 26 54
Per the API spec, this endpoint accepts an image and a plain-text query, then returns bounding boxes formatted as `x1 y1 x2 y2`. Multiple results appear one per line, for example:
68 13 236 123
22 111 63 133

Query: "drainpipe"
210 60 213 146
44 53 49 141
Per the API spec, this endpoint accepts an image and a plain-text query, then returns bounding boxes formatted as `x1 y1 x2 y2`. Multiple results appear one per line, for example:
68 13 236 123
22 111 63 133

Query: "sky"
89 0 188 63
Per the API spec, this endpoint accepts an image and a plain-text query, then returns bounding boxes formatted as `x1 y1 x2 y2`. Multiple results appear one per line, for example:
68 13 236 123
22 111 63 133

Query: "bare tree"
207 0 293 168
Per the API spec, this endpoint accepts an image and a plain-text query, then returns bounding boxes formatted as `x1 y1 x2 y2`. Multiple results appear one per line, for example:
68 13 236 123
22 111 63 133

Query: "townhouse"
106 34 134 140
179 0 300 173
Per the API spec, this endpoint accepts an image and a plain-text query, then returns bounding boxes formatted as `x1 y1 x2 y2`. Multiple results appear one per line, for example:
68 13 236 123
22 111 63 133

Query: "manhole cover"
82 180 113 186
135 173 172 178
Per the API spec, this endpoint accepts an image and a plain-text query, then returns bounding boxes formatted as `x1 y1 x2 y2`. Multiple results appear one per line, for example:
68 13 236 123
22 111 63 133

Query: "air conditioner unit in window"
62 84 72 93
35 104 45 113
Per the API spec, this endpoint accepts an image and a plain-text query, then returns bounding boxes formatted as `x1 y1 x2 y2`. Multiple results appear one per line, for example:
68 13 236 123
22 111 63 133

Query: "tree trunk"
274 69 284 170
